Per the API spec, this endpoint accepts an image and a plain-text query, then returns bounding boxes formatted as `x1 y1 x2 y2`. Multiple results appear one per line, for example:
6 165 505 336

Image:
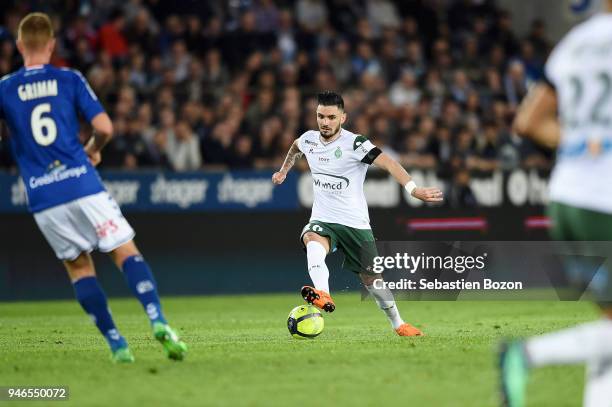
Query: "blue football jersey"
0 64 106 212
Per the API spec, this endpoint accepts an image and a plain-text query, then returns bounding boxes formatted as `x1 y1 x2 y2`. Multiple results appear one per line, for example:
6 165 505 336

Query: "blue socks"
73 276 127 352
121 255 167 325
72 255 166 354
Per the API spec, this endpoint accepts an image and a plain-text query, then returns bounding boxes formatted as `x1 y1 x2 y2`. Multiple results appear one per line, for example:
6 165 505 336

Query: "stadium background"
0 0 599 300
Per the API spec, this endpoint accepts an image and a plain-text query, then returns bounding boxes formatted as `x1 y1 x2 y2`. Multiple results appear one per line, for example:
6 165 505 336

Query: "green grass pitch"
0 294 597 406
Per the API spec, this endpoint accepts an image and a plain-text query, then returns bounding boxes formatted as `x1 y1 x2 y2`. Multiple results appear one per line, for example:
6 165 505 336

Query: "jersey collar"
24 64 48 71
320 128 344 146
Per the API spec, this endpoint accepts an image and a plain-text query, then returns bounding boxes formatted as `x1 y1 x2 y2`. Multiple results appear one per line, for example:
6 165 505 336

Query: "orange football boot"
301 286 335 312
395 323 424 337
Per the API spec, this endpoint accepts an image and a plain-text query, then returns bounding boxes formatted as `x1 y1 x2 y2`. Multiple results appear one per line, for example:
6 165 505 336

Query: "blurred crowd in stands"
0 0 554 194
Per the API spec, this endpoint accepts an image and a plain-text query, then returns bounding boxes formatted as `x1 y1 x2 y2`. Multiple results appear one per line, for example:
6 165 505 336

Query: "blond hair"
17 12 54 51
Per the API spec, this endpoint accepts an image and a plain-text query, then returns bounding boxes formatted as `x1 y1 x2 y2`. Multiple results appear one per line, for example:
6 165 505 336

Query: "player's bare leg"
301 232 335 312
109 240 187 360
360 273 423 337
64 252 133 363
64 252 96 282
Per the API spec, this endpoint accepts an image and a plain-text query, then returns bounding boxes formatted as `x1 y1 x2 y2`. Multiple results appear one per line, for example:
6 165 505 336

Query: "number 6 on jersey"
31 103 56 146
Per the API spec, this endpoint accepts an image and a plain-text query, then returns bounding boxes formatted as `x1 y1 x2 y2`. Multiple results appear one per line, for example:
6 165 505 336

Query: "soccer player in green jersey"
500 2 612 405
272 91 443 336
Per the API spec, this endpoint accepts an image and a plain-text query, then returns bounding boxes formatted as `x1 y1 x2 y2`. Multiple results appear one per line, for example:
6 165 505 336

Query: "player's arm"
84 112 113 166
71 69 111 166
272 139 303 185
512 83 560 149
373 152 443 203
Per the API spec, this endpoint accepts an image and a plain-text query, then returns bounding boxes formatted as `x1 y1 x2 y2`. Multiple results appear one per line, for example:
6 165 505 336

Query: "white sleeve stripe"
62 68 99 101
0 72 17 83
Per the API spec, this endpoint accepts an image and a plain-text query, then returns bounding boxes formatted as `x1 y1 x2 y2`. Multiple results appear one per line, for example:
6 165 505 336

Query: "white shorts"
33 191 135 261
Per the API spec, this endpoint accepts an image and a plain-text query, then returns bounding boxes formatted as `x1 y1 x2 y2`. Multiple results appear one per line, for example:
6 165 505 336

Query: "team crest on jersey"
335 147 342 158
47 160 66 173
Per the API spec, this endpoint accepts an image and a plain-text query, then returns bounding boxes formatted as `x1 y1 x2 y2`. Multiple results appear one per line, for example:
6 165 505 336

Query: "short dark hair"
317 91 344 110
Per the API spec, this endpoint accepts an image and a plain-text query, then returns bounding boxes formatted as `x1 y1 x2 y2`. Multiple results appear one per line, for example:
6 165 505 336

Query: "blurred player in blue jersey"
0 13 187 363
